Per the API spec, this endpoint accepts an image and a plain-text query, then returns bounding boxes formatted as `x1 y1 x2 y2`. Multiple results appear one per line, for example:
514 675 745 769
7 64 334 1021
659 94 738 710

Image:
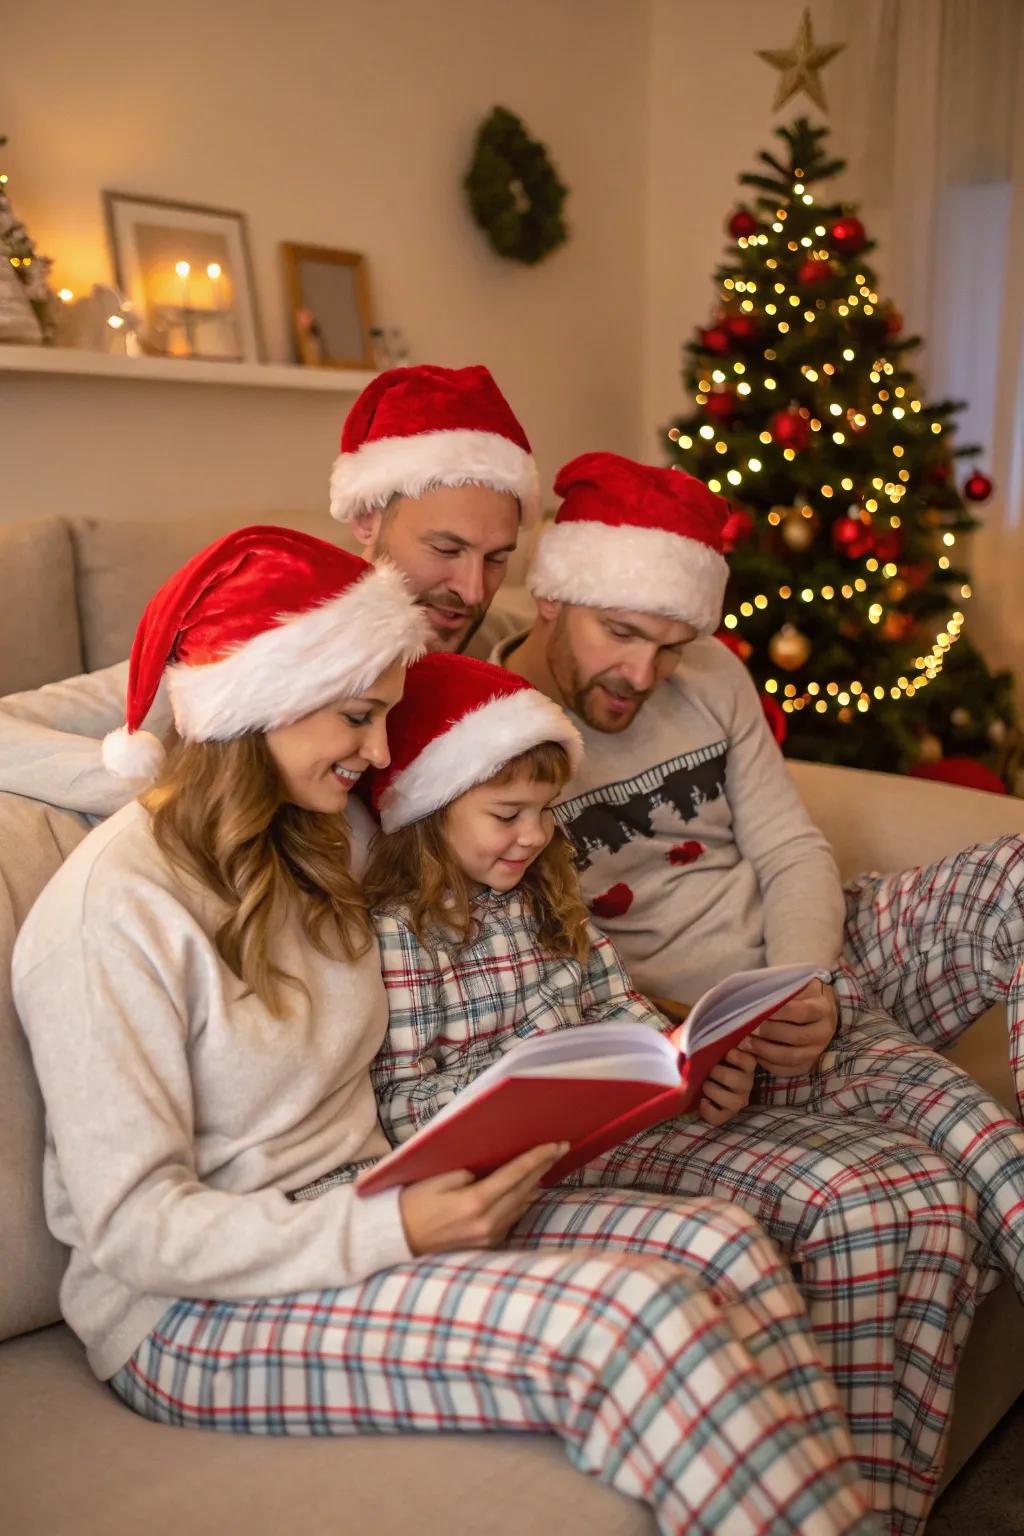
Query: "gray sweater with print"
496 635 845 1003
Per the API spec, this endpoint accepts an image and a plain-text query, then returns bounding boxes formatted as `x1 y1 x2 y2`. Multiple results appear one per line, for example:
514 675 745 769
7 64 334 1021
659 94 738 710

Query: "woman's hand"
392 1142 569 1257
747 980 837 1078
698 1043 756 1126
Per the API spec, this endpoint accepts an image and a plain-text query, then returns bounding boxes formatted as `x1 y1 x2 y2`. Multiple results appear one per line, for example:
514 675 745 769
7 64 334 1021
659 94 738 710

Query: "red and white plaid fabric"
372 890 659 1146
841 835 1024 1119
558 1109 982 1536
109 1186 878 1536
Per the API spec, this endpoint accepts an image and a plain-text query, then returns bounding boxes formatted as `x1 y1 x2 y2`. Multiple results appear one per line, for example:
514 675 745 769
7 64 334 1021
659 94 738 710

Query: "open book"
358 962 827 1195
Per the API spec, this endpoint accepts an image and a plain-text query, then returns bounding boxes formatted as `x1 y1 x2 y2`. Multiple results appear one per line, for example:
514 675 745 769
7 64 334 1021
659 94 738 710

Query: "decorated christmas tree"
665 115 1016 782
0 134 57 344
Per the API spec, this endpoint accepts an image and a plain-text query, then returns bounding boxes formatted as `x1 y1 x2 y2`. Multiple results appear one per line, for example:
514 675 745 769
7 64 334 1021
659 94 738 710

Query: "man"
0 364 536 816
495 449 1024 1534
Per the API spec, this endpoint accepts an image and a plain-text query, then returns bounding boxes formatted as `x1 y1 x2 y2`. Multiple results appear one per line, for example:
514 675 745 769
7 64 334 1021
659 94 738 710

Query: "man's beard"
549 613 651 733
416 586 485 652
571 672 650 732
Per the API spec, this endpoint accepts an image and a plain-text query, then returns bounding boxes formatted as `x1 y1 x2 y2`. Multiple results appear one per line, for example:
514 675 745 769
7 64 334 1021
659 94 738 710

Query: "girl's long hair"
143 734 371 1014
362 741 590 963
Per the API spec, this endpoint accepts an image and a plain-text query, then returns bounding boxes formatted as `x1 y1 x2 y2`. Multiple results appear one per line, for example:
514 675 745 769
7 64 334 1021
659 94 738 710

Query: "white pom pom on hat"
101 726 167 782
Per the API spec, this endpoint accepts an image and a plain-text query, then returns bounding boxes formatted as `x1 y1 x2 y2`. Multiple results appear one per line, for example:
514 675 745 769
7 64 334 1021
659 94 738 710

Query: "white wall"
1 0 652 525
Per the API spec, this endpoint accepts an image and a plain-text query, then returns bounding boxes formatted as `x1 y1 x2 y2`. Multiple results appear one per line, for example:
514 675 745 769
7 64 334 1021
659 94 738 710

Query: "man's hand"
698 1043 756 1126
748 979 837 1078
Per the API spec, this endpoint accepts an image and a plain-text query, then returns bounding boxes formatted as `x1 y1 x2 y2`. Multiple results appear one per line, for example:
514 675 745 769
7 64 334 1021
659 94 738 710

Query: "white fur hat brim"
527 521 728 635
380 689 583 833
330 428 540 526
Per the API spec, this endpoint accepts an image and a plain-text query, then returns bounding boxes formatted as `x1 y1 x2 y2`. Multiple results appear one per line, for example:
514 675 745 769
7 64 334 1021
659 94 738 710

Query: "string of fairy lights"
672 174 970 724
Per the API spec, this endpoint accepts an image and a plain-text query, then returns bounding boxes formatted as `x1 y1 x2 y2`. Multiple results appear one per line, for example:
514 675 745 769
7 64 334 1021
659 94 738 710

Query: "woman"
13 525 878 1536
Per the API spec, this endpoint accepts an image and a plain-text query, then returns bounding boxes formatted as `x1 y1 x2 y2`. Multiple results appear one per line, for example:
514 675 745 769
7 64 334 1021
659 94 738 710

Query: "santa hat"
528 452 730 634
329 364 539 526
365 653 582 834
101 525 428 781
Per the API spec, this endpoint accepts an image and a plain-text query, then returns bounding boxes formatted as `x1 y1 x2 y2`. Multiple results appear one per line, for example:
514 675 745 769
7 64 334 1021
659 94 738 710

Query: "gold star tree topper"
757 7 845 113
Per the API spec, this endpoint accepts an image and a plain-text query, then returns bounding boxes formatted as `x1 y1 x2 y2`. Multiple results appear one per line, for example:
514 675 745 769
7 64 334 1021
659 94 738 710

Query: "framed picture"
104 190 262 362
281 243 374 369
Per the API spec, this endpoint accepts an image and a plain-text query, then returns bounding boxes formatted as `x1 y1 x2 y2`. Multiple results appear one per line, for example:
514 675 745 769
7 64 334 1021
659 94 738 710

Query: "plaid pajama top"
371 890 663 1145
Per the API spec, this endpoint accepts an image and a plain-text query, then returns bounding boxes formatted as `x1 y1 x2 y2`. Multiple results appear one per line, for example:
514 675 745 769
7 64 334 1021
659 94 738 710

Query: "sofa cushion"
3 1325 650 1536
0 794 90 1343
0 517 83 692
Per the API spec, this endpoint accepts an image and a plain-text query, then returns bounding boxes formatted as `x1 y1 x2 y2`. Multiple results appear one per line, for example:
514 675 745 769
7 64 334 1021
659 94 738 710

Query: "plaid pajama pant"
559 1109 982 1536
841 835 1024 1118
109 1186 880 1536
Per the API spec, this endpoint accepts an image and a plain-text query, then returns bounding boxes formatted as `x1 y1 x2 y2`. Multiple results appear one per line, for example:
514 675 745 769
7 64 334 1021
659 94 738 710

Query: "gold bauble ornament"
886 577 908 604
780 503 818 551
768 623 811 671
917 732 943 764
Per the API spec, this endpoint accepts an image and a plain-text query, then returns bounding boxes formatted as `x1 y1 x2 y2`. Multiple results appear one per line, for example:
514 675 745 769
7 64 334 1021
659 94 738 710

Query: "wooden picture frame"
104 190 262 362
281 243 374 369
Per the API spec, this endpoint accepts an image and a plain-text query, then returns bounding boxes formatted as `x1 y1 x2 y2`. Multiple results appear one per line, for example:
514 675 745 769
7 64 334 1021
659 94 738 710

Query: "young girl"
12 526 878 1536
365 652 757 1147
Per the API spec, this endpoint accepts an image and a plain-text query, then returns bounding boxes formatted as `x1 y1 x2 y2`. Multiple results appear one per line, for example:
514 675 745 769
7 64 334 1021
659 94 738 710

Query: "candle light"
175 260 192 355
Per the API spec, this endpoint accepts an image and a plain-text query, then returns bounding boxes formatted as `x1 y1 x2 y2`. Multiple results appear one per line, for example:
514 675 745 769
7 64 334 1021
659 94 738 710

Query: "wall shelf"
0 344 376 393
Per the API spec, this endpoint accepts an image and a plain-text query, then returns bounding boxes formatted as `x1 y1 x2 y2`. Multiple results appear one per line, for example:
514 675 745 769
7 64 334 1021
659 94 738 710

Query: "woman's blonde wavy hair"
362 741 591 964
142 733 371 1014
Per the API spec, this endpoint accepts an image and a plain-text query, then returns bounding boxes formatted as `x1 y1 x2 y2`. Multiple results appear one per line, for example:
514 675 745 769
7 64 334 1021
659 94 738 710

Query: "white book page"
680 963 827 1054
420 1023 679 1132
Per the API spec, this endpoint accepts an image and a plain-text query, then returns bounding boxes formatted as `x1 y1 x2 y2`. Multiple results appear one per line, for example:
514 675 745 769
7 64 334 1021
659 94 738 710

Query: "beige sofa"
2 512 1023 1532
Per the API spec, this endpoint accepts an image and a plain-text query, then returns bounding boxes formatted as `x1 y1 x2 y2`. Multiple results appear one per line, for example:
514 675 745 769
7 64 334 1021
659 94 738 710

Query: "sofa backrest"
0 793 89 1343
0 518 83 693
789 759 1024 880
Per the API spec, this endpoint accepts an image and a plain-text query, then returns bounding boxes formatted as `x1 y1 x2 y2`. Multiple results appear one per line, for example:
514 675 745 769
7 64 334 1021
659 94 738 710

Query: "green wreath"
464 107 569 265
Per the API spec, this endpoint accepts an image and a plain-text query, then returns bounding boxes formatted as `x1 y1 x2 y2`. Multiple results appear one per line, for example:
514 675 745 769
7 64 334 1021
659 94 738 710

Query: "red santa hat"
365 653 582 834
528 452 730 634
101 525 428 781
329 364 540 526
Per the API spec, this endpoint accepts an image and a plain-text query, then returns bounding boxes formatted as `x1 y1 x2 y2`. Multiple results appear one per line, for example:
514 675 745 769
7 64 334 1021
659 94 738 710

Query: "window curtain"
824 0 1024 669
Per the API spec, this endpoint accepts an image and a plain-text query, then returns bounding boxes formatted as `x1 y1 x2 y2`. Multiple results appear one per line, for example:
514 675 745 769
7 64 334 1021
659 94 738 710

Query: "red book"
358 962 825 1195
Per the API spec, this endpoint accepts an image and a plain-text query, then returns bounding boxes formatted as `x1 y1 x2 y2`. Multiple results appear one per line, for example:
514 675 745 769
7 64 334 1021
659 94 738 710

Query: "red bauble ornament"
927 460 951 485
830 216 867 254
797 257 830 286
725 313 759 347
769 407 810 450
963 470 994 503
832 513 875 560
884 308 903 336
909 759 1007 796
872 529 903 564
720 505 755 552
881 610 914 643
761 693 787 746
727 208 759 240
704 389 739 423
715 629 752 661
700 325 730 355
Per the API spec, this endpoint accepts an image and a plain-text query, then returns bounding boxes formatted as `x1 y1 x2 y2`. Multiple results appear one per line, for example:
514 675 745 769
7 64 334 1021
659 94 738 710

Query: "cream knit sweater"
13 800 409 1380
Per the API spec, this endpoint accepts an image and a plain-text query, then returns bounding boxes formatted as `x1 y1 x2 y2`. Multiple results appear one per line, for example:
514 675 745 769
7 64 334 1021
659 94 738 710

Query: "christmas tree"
0 134 57 344
665 117 1016 782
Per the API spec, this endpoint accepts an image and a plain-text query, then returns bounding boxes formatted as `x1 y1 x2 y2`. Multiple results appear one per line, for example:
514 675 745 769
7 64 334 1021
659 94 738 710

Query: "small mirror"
282 243 374 369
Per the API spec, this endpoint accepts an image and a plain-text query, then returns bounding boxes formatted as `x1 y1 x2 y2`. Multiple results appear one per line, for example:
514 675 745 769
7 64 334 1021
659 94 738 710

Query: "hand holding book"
359 962 828 1197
